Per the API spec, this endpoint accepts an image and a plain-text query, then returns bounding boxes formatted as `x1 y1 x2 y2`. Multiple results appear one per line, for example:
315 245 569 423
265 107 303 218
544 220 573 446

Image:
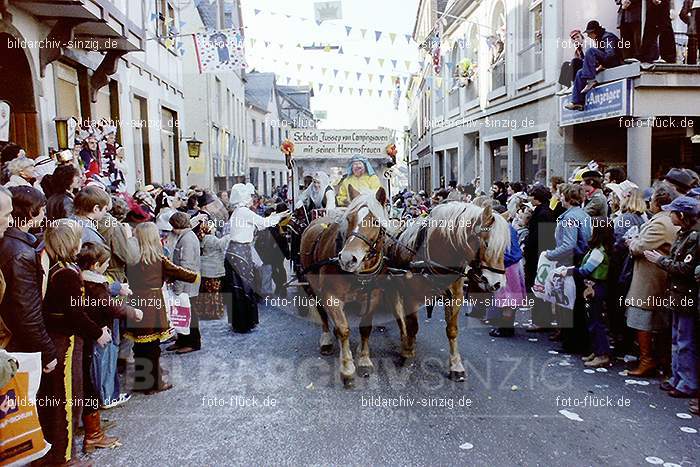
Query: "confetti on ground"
679 427 697 434
625 379 650 386
676 413 692 419
618 370 628 376
558 361 572 367
583 369 595 374
548 350 559 355
623 355 638 363
528 338 538 342
595 368 608 373
645 457 664 464
649 404 656 409
558 409 583 421
511 385 519 391
594 384 609 388
663 463 681 467
305 383 314 390
459 442 474 450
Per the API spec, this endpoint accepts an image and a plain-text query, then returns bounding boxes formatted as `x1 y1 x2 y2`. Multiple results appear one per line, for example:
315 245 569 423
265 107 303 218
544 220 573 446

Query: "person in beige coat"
625 183 680 376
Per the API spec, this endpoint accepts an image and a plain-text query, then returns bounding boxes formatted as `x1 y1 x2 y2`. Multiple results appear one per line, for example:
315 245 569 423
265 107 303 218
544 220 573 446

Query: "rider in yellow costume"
335 155 382 206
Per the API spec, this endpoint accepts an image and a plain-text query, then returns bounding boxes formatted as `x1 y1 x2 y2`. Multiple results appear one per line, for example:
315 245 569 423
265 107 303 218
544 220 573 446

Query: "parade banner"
0 352 51 466
531 252 576 310
291 129 393 159
193 30 247 73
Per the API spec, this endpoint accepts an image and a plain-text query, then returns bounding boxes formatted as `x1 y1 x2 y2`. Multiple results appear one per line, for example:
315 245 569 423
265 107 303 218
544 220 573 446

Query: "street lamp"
54 117 70 150
183 133 203 158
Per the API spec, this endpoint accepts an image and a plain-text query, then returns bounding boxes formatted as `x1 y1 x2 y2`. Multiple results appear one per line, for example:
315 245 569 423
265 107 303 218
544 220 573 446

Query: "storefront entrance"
0 31 39 155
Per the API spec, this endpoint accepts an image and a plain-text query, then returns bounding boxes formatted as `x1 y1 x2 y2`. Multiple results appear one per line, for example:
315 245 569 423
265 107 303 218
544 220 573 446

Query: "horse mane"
339 190 395 234
399 201 510 259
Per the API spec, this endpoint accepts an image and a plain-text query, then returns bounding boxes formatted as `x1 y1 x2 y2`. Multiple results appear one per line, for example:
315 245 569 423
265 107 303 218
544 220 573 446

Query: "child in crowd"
566 222 614 368
125 222 198 394
77 242 143 452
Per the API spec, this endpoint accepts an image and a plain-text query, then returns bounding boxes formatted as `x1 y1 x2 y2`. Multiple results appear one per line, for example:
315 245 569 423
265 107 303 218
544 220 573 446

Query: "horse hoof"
341 374 354 388
320 345 334 356
357 366 373 378
449 371 466 382
396 356 414 367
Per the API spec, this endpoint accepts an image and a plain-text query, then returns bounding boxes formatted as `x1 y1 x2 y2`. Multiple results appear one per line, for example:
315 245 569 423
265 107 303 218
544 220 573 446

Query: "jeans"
571 48 619 105
584 282 611 356
667 311 699 394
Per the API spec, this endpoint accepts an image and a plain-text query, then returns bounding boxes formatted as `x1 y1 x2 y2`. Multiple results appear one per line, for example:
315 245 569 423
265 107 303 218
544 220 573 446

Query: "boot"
628 331 657 377
82 410 120 453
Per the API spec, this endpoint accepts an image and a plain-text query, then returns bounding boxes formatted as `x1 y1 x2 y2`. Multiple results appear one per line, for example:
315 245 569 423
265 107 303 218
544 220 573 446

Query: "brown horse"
385 201 510 381
299 185 391 386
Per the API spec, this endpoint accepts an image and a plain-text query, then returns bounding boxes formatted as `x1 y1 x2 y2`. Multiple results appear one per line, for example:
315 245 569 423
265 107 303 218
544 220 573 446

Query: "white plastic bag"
532 252 576 310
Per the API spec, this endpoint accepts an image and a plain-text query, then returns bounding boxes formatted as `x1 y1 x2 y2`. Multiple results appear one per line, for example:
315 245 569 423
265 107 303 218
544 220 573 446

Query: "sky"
240 0 420 133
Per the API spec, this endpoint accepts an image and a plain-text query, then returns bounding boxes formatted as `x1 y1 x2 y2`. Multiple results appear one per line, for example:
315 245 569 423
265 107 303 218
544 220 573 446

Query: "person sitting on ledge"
564 20 624 111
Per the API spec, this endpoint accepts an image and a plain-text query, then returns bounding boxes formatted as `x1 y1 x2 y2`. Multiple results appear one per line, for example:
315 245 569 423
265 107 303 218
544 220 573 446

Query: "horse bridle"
344 225 386 276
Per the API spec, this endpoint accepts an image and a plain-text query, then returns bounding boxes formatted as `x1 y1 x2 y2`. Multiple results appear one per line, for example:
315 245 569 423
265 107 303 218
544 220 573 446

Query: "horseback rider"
336 155 382 206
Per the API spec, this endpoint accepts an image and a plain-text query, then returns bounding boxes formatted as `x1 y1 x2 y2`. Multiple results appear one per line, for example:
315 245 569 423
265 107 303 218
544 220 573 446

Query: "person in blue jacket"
564 20 623 111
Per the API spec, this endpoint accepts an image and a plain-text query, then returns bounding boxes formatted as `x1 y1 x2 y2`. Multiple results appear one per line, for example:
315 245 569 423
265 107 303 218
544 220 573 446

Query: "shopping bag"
0 352 51 466
168 291 191 335
532 252 576 310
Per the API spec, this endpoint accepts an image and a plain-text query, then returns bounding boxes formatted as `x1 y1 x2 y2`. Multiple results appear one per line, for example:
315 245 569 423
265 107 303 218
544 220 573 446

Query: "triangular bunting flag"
338 46 344 54
379 90 383 97
375 31 382 41
344 71 350 79
322 67 327 75
360 28 367 38
254 9 261 15
339 86 344 94
402 77 408 86
316 20 322 26
405 60 411 70
297 79 302 85
388 90 393 98
356 72 362 80
405 34 412 44
379 75 385 83
345 26 352 36
359 89 364 96
297 64 303 71
391 59 397 69
319 83 324 91
287 77 291 84
446 62 454 72
328 85 334 92
309 65 314 71
389 33 397 44
368 89 373 97
378 58 385 67
368 73 374 82
251 38 256 47
365 57 371 65
333 69 339 77
264 41 270 48
436 77 443 88
279 43 284 49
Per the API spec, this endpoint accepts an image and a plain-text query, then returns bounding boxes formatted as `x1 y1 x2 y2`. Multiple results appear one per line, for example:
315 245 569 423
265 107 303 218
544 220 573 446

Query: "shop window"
519 134 547 184
251 119 258 144
132 95 150 186
161 107 180 184
448 149 458 184
491 142 508 182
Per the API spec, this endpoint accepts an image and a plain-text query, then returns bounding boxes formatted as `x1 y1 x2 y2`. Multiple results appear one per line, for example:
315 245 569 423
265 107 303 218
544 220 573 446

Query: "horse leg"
446 279 466 382
393 293 419 365
326 295 356 387
317 305 334 355
357 312 374 377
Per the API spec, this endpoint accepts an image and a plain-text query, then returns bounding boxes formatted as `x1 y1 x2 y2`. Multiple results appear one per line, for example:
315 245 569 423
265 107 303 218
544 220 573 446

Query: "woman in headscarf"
299 171 336 212
335 155 382 206
223 183 290 332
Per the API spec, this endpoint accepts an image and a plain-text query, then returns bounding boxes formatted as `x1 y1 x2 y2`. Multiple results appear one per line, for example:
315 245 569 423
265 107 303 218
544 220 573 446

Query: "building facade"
1 0 188 192
183 0 247 193
408 0 700 191
245 71 314 196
